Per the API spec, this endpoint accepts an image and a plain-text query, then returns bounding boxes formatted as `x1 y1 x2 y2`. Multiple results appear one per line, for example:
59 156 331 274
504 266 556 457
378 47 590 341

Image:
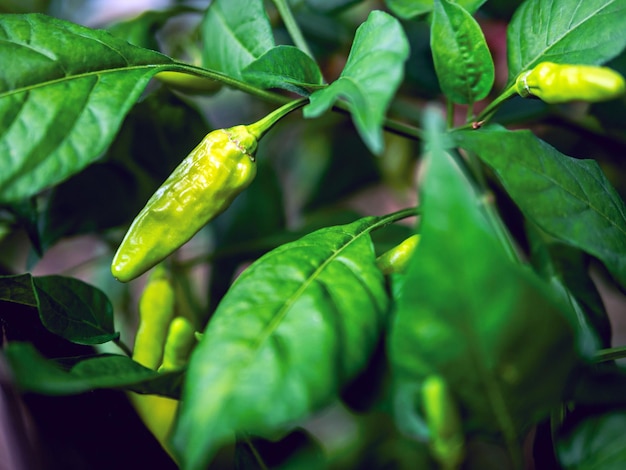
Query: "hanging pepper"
111 99 305 282
158 316 198 373
422 375 465 470
129 264 179 459
515 62 625 104
376 234 421 275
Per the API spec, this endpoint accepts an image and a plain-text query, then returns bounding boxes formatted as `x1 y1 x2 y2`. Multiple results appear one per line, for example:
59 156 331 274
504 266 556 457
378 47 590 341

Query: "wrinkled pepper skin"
112 125 258 282
515 62 625 104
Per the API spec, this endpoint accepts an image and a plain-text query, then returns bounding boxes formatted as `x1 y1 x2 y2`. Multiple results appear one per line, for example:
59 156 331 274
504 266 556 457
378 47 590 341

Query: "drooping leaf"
4 342 183 397
506 0 626 82
201 0 275 80
454 126 626 289
172 217 389 469
430 0 494 104
303 10 410 155
386 0 487 19
32 275 118 345
242 45 324 95
389 109 579 447
0 13 174 204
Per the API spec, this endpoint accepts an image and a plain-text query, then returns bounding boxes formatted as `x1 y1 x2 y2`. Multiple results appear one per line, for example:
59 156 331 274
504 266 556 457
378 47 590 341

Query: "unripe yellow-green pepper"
129 264 179 459
158 316 198 373
515 62 626 104
111 99 306 283
132 264 176 369
422 375 465 470
376 234 421 275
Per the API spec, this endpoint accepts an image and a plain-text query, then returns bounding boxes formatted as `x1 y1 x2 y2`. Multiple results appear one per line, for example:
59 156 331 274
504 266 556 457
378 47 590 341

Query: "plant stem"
114 337 133 357
166 63 291 105
594 346 626 363
465 84 518 129
272 0 314 58
446 99 454 129
248 98 308 139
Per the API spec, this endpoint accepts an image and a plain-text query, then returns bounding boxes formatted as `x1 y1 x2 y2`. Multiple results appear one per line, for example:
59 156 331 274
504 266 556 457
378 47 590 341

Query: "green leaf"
454 127 626 289
32 275 118 345
557 408 626 469
386 0 487 19
305 0 364 12
172 217 389 469
0 13 173 204
201 0 275 80
389 109 579 451
303 10 409 155
241 45 324 96
506 0 626 82
4 342 183 397
527 224 612 350
430 0 494 104
0 273 37 307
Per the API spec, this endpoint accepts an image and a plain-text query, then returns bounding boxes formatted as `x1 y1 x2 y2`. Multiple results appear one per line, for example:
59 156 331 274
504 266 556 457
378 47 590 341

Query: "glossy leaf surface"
173 217 389 469
201 0 274 80
0 274 118 344
242 45 324 95
303 10 409 155
455 127 626 289
507 0 626 82
0 13 173 203
430 0 494 104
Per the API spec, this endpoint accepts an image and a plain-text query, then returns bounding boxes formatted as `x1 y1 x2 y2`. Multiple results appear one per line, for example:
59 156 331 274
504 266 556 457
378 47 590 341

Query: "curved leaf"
4 343 183 397
172 217 389 469
390 110 579 450
0 13 173 203
201 0 275 80
430 0 494 104
33 275 118 345
506 0 626 82
241 45 324 95
303 10 409 155
454 127 626 289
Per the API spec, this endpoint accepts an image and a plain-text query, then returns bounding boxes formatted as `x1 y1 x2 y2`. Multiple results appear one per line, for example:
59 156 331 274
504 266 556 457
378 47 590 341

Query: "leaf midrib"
251 223 378 351
0 63 167 100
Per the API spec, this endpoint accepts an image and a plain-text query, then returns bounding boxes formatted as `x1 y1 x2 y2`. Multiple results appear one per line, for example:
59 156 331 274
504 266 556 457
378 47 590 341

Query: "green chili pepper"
376 234 420 275
158 316 198 373
128 263 179 459
515 62 626 104
422 375 465 470
132 264 176 370
111 99 305 282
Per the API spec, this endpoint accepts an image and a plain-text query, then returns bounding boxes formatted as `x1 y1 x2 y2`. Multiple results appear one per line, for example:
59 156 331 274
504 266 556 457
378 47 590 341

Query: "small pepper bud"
158 316 198 373
376 234 421 275
422 375 465 470
515 62 626 104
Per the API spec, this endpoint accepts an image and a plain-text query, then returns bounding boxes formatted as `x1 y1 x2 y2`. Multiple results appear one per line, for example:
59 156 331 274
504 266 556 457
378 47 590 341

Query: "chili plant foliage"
1 0 626 469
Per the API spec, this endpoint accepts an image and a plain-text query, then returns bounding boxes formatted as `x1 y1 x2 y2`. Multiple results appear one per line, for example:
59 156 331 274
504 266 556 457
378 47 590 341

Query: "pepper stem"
247 98 308 139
